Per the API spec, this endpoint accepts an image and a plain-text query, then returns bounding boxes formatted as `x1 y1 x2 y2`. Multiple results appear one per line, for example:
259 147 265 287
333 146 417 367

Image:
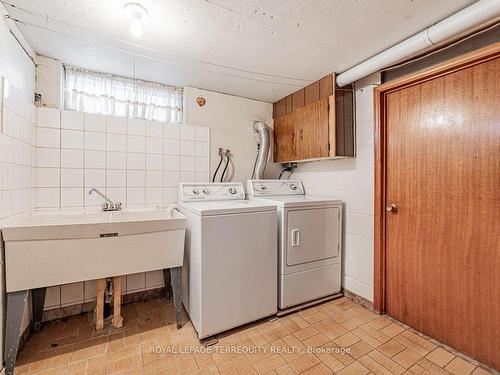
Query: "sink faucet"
88 188 122 211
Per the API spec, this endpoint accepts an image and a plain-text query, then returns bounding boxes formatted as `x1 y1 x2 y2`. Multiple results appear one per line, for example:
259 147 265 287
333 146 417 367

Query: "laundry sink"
2 207 187 292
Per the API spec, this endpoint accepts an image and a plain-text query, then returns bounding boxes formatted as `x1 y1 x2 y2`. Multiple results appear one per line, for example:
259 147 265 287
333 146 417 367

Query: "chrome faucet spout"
89 188 122 211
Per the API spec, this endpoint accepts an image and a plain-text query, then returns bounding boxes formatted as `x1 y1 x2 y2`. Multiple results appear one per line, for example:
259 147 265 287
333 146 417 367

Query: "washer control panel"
180 183 245 201
247 180 305 196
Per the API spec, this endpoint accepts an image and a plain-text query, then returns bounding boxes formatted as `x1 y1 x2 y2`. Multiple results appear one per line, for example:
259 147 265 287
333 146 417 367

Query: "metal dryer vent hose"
253 121 270 179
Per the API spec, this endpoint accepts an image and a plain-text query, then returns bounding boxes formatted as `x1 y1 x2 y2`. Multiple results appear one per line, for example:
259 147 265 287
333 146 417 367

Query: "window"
64 66 183 124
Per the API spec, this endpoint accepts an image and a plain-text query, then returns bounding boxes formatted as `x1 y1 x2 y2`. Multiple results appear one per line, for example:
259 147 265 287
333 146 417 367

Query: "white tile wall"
290 73 380 302
0 78 36 227
0 78 37 344
35 109 211 310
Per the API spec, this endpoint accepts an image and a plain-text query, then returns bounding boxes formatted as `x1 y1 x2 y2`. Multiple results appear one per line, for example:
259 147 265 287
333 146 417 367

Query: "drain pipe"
336 0 500 87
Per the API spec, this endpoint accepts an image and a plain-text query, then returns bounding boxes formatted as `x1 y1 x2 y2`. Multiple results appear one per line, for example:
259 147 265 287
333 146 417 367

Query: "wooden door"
273 112 296 162
383 55 500 368
295 98 330 160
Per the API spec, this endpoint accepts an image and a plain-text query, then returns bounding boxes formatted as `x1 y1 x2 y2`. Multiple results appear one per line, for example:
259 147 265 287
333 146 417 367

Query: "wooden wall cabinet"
273 74 354 163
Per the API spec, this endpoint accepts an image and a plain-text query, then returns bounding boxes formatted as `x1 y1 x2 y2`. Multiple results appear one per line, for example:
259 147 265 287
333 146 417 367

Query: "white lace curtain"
64 66 183 124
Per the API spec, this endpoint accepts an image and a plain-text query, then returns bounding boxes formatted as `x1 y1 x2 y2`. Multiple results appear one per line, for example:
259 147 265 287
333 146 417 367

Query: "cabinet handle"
291 229 300 247
299 129 304 140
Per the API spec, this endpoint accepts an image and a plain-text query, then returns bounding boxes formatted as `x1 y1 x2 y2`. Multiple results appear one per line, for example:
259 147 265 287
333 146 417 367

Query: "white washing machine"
178 182 277 339
247 179 342 312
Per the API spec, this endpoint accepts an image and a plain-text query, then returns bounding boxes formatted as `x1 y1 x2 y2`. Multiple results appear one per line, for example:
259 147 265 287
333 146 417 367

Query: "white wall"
291 73 380 302
184 87 281 183
0 17 34 99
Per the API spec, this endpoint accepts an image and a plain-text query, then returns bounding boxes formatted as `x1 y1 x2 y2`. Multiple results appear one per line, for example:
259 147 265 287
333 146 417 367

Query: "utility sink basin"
2 208 187 292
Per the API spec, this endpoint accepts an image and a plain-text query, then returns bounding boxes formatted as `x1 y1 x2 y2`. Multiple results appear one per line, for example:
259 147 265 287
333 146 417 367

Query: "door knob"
386 203 398 213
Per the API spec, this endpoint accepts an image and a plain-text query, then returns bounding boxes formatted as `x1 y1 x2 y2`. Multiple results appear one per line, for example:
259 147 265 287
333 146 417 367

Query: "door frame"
373 41 500 313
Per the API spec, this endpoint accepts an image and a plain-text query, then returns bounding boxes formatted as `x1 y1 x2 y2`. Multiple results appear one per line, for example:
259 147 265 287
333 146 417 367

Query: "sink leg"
162 269 171 300
5 290 29 375
170 267 182 329
32 287 46 332
111 276 123 328
95 278 106 331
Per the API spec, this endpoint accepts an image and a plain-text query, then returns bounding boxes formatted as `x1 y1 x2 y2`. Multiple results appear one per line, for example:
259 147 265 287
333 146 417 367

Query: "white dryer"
247 179 342 312
178 182 277 339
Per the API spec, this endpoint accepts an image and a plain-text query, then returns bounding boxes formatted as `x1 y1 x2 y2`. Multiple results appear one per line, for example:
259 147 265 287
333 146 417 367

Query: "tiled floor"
14 297 496 375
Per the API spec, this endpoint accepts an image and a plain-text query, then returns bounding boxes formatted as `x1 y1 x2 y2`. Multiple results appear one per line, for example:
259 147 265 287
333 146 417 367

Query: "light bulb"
130 20 143 37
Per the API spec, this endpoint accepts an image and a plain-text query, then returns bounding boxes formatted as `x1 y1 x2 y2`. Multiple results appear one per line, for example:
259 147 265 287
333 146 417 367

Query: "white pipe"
336 0 500 87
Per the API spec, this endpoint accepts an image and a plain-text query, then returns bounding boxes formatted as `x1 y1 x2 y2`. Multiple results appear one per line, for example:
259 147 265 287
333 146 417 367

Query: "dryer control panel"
180 183 245 201
247 180 305 196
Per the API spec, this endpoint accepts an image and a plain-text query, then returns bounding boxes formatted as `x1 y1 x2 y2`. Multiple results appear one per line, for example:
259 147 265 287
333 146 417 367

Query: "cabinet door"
273 113 296 162
295 98 330 160
286 207 340 266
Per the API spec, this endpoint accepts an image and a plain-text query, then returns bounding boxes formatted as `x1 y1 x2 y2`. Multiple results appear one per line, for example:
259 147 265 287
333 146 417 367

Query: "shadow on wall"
289 158 357 173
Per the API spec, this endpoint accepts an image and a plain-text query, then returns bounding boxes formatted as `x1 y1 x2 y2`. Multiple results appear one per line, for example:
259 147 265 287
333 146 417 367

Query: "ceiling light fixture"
124 2 148 37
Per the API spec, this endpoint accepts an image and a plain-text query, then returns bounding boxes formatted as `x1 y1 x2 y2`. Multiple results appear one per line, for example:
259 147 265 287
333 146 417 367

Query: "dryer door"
286 206 340 266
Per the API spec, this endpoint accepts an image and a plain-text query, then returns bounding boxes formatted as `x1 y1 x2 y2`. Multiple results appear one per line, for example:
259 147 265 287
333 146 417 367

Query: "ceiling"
5 0 477 102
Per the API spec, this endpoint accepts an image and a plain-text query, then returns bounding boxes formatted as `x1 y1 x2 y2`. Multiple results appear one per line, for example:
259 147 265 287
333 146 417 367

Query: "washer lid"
179 200 276 216
254 195 342 208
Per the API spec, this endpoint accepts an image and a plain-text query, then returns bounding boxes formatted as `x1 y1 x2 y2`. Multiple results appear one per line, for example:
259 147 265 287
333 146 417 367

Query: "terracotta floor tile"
315 352 346 373
303 333 330 348
341 317 365 331
426 348 455 368
231 356 258 375
380 323 406 338
393 348 423 369
194 353 216 369
66 361 87 375
106 342 141 362
337 361 370 375
471 367 495 375
334 332 360 348
358 354 394 375
262 326 291 342
319 319 348 339
366 317 393 331
352 328 384 348
143 359 180 375
293 326 320 341
407 363 431 375
377 340 406 358
301 363 334 374
348 340 374 360
416 358 451 375
393 335 430 357
444 357 476 375
13 297 494 375
288 353 321 373
176 353 199 373
105 354 142 374
332 311 355 324
86 356 106 375
399 331 436 353
303 311 328 324
216 361 238 375
274 364 295 375
367 350 406 375
253 354 286 374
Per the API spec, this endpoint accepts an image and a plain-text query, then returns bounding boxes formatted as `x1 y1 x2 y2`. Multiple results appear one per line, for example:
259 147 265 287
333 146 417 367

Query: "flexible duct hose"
253 121 270 179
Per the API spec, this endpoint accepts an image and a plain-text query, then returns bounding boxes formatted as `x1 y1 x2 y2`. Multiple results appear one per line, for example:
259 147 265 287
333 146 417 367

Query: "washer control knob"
290 184 297 190
202 188 210 195
228 187 237 194
192 188 200 195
